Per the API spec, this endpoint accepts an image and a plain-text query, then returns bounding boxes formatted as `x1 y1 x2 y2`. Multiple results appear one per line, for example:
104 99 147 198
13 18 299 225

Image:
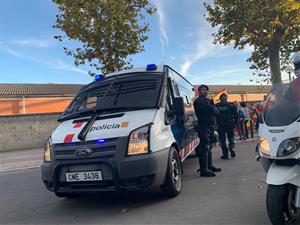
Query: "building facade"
0 83 270 115
0 84 82 115
204 85 270 103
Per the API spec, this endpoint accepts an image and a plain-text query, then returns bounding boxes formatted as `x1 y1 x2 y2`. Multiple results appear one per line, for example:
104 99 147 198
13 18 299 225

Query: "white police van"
41 64 199 198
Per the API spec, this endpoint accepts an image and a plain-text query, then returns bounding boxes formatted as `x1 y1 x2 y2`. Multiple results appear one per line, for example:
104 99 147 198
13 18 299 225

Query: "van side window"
167 92 174 110
171 80 180 97
167 66 195 112
178 85 195 113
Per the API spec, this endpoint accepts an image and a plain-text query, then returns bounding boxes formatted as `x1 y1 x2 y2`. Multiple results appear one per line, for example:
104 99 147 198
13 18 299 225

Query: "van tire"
161 147 182 197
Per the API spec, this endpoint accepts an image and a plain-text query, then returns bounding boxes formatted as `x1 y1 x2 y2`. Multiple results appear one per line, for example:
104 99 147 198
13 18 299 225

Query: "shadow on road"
56 190 171 213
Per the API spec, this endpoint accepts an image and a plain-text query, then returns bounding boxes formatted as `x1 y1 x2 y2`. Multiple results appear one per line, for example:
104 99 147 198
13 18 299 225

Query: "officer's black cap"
198 84 209 92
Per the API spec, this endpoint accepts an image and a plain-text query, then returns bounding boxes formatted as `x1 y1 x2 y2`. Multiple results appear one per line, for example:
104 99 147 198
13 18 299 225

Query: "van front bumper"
41 148 169 194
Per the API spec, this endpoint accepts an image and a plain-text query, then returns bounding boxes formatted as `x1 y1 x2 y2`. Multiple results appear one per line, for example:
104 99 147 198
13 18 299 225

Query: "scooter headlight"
277 138 300 157
259 138 270 156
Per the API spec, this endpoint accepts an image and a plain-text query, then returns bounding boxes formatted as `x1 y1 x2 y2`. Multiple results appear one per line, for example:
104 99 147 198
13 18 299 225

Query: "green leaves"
204 0 300 84
53 0 156 75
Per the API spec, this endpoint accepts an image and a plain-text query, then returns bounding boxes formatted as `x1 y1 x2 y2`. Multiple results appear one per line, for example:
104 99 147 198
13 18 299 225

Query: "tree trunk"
269 45 282 85
269 30 282 85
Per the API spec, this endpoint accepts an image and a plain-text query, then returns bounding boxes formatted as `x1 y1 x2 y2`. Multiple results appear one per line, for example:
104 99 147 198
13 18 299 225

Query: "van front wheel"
161 147 182 197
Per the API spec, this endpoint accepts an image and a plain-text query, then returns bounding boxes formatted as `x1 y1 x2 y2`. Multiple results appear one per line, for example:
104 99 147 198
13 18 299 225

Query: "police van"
41 64 199 198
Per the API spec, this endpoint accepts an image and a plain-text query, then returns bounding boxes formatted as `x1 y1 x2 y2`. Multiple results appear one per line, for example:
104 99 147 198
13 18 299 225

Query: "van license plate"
66 171 102 182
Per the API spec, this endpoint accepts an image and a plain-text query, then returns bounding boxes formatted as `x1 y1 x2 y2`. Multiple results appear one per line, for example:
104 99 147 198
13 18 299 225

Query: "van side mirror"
173 97 185 116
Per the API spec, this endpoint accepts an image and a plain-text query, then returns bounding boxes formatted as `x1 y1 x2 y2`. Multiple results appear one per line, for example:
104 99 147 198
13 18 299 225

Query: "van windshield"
59 73 164 121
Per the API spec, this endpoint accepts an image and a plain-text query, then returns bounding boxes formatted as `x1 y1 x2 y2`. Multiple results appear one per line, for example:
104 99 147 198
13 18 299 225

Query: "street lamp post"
285 66 294 83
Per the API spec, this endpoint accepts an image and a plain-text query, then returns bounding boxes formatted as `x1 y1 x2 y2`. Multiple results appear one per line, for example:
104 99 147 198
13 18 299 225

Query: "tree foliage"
204 0 300 84
53 0 156 75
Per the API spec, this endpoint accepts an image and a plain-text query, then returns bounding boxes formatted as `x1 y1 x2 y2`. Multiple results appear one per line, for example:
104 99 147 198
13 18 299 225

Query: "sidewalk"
0 148 43 173
235 135 259 143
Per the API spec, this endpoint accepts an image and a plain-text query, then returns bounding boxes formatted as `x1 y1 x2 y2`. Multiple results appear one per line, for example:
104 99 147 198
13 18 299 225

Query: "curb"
0 160 42 173
235 137 258 144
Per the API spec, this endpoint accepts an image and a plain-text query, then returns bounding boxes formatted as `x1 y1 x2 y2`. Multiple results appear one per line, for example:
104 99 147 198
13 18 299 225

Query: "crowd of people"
194 85 262 177
233 101 263 140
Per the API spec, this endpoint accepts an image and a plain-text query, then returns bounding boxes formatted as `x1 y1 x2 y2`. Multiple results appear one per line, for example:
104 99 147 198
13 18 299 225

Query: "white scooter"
257 81 300 225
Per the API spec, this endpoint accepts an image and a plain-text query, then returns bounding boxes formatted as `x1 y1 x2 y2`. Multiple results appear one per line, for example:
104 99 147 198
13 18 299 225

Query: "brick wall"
227 93 266 102
0 113 60 152
25 98 72 114
0 99 23 115
0 97 72 115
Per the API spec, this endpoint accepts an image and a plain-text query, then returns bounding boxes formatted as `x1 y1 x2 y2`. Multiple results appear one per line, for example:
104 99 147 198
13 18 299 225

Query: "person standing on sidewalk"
248 104 255 138
237 104 246 139
255 102 264 130
216 93 237 159
241 102 250 139
194 84 221 177
233 101 243 140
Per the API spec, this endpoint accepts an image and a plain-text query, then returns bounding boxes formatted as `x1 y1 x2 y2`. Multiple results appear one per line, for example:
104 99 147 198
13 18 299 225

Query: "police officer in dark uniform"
216 93 237 159
194 85 221 177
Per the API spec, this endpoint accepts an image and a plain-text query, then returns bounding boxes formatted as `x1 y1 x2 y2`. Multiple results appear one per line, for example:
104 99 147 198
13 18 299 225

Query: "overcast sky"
1 0 288 85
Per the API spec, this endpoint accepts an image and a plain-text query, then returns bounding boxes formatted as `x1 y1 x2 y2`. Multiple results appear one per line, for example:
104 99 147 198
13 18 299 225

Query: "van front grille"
54 138 118 148
55 145 116 156
53 137 119 160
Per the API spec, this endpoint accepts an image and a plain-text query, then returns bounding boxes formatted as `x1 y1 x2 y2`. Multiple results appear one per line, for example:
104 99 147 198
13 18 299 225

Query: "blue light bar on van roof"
146 64 157 71
95 74 103 81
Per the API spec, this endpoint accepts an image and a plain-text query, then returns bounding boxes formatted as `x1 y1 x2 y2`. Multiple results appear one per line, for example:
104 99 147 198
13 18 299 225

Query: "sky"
0 0 291 85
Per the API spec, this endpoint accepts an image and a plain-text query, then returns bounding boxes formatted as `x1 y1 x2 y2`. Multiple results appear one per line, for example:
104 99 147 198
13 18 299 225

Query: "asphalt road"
0 141 270 225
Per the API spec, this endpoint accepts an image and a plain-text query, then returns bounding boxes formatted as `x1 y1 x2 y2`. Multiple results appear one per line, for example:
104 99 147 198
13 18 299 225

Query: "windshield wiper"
59 106 154 122
58 109 95 122
58 107 125 122
77 112 100 141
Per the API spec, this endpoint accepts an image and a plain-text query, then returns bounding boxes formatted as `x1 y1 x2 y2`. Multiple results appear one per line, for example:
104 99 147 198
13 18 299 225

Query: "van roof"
81 64 193 92
105 64 193 87
105 64 165 78
80 65 165 92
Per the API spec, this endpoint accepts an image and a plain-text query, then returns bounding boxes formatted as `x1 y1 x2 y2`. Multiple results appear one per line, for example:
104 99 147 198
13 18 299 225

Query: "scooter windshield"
263 82 300 127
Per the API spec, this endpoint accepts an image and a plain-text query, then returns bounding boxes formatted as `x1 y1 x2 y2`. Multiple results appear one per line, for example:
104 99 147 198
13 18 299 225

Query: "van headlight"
277 138 300 157
259 138 270 156
127 124 151 156
44 137 52 162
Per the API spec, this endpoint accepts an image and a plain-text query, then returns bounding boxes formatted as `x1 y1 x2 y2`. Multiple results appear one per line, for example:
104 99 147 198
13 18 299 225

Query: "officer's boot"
208 151 221 172
199 150 216 177
221 146 229 160
230 148 236 158
229 133 236 158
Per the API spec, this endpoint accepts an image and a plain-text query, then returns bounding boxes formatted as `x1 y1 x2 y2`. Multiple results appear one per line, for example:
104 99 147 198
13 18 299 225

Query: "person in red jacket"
254 102 264 130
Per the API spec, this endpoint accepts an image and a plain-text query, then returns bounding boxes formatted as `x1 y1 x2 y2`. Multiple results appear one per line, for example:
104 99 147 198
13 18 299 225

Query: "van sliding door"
167 67 198 157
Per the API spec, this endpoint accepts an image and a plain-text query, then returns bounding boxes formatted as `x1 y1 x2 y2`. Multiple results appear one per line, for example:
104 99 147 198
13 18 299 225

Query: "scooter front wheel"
266 184 300 225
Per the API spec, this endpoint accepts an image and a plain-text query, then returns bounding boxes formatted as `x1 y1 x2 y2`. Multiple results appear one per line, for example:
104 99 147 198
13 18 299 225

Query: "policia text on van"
41 64 199 198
